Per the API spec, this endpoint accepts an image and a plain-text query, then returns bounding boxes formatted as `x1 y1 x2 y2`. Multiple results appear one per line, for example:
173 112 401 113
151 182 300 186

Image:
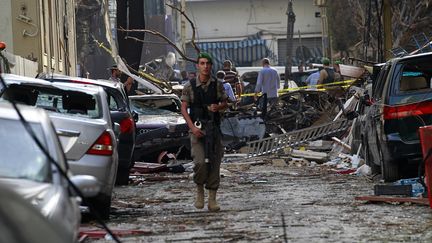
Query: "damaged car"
362 52 432 181
0 102 100 242
129 94 189 161
2 74 118 219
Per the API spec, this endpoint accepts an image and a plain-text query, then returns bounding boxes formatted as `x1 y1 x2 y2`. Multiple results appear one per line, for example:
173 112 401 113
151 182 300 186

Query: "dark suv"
361 52 432 181
38 74 136 185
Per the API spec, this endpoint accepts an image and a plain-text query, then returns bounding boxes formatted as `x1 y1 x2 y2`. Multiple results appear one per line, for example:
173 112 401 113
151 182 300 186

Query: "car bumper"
386 134 422 160
68 154 118 196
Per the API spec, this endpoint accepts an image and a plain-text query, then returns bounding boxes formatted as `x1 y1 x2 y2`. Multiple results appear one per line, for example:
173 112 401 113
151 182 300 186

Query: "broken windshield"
130 98 180 115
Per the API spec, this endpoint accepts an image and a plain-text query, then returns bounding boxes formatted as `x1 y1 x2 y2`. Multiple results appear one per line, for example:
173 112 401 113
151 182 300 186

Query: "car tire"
378 141 399 182
88 194 111 220
363 141 380 174
115 167 130 185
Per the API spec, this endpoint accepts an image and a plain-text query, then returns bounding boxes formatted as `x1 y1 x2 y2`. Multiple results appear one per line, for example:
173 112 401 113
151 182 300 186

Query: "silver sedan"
2 74 118 219
0 102 100 242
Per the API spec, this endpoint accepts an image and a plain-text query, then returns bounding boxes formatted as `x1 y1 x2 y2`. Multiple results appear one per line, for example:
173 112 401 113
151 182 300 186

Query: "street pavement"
87 158 432 242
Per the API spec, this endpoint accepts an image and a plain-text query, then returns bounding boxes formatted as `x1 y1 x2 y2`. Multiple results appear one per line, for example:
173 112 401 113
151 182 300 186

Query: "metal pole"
320 5 329 58
284 0 296 89
180 0 187 70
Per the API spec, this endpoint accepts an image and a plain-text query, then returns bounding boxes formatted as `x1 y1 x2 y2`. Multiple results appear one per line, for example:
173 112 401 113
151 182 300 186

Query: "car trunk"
49 114 108 161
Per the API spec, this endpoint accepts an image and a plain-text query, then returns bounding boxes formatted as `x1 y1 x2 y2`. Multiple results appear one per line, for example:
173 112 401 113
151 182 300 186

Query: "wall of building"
0 1 14 51
185 0 322 41
0 0 76 77
180 0 323 67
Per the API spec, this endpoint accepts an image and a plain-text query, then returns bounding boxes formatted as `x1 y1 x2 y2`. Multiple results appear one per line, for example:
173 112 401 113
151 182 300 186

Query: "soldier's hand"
191 126 204 138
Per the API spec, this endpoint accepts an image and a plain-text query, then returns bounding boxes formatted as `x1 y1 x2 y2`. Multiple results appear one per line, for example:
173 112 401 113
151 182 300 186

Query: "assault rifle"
203 108 219 169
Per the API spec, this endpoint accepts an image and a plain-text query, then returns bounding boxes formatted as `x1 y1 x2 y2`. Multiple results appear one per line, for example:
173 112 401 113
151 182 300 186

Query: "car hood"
137 114 185 126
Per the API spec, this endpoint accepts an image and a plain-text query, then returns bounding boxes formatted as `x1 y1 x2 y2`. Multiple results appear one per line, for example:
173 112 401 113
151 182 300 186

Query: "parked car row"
0 72 190 241
352 51 432 182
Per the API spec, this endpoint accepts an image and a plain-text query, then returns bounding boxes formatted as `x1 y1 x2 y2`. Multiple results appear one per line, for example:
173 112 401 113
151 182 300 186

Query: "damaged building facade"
0 0 77 77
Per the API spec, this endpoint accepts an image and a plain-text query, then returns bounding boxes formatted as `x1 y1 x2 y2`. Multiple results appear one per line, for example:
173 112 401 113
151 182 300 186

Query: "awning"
186 33 273 73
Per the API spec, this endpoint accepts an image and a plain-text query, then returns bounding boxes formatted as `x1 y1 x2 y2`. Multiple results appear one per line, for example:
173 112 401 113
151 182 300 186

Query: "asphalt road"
87 158 432 242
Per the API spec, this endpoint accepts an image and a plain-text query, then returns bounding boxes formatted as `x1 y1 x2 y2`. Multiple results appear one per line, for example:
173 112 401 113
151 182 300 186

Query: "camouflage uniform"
181 77 228 190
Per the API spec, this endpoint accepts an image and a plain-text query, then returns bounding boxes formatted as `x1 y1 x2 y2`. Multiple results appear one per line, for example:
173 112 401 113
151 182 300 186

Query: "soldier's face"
197 58 212 77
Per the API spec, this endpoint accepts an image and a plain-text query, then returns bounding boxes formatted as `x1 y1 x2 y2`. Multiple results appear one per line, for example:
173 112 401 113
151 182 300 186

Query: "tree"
328 0 360 59
330 0 432 63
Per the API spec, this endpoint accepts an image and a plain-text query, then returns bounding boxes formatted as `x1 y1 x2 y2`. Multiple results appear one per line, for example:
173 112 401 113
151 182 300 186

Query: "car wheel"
378 140 399 182
115 167 130 185
88 194 111 220
363 141 380 174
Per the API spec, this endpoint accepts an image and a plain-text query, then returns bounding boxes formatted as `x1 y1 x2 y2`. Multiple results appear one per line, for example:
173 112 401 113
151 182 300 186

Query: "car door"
365 63 391 166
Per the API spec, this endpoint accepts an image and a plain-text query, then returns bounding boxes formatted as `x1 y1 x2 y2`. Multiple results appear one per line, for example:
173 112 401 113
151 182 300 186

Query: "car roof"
38 73 123 90
391 51 432 63
3 73 103 95
0 101 49 123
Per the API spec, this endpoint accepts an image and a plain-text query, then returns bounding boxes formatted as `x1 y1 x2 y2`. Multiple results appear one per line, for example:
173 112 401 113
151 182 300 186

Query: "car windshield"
0 119 50 182
130 98 180 115
2 84 101 119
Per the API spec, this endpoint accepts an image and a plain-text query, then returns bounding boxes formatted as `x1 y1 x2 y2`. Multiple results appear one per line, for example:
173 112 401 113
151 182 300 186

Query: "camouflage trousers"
190 133 224 190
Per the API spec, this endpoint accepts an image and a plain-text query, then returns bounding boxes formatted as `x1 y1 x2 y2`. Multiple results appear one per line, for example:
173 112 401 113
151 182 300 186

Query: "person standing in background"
254 58 280 106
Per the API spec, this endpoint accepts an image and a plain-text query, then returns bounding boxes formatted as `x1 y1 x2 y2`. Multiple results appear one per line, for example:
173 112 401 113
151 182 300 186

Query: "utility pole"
314 0 330 59
284 0 295 89
383 0 392 60
180 0 187 70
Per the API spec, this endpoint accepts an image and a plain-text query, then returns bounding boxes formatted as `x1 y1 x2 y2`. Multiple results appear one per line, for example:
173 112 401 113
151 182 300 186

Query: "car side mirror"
132 111 139 123
70 175 101 198
113 122 121 137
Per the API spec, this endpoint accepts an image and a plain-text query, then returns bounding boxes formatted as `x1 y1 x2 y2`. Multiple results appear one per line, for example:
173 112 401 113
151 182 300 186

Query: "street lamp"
284 0 296 89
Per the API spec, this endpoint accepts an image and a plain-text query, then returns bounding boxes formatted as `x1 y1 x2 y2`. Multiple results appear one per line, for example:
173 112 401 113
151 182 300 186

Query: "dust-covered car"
0 102 100 241
38 74 136 185
1 74 118 219
129 94 189 161
361 52 432 181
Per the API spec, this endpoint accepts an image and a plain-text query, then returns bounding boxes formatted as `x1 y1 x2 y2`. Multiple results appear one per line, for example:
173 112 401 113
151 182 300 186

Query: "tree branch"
118 27 197 63
166 3 201 54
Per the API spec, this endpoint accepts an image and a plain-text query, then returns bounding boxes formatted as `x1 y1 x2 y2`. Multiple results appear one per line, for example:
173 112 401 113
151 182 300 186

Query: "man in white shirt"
254 58 280 106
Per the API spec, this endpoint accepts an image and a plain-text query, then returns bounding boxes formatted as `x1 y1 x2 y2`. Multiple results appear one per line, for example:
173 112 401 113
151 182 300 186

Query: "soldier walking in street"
180 52 228 212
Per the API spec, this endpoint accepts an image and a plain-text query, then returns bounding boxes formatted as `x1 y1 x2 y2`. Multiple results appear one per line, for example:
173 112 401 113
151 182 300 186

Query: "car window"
396 59 432 94
0 119 50 182
130 98 180 115
373 64 390 99
3 84 101 118
105 88 127 111
107 94 119 110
